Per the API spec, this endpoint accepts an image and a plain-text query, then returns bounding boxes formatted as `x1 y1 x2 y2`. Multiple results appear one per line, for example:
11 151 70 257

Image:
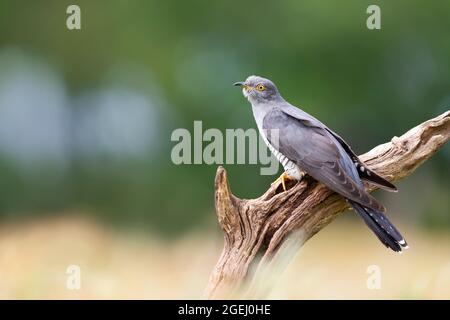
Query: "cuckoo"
234 75 408 252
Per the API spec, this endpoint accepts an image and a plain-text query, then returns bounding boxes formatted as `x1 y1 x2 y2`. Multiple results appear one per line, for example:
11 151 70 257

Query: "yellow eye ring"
255 84 266 91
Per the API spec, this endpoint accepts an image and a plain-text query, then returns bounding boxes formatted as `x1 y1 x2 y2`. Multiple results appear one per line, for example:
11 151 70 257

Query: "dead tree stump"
205 111 450 299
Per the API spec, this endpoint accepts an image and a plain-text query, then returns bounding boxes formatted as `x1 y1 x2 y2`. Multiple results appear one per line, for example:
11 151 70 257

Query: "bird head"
234 75 282 104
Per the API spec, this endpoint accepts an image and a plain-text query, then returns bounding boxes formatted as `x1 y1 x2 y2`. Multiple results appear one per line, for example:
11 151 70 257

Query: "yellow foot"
271 172 294 192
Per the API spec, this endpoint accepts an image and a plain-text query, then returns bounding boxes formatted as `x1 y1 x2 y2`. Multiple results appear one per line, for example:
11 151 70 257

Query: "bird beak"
234 81 251 91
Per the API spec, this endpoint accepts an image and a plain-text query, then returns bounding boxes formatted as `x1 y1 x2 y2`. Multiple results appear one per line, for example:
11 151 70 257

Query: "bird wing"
279 104 397 192
324 129 398 192
262 107 386 212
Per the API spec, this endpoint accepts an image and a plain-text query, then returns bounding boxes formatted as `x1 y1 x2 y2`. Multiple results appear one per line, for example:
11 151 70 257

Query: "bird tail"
348 200 408 252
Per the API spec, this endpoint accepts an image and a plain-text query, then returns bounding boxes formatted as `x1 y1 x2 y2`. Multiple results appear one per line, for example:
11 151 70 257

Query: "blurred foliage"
0 0 448 234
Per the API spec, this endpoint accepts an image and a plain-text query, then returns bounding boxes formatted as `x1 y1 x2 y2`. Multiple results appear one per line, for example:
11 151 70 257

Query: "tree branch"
204 111 450 299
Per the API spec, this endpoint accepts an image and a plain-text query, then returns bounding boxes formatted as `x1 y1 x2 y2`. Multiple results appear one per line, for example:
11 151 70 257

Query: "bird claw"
272 172 294 192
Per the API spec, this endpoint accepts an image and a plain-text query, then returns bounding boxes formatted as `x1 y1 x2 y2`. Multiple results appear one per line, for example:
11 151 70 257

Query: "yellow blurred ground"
0 215 449 299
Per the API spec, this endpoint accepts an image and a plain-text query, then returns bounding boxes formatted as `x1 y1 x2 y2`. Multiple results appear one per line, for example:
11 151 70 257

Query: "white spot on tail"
398 239 409 249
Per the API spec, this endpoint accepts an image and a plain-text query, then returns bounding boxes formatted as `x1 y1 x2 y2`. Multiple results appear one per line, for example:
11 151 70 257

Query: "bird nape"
235 75 408 252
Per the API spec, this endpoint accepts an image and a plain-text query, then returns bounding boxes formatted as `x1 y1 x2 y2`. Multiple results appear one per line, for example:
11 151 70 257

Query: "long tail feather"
348 200 408 252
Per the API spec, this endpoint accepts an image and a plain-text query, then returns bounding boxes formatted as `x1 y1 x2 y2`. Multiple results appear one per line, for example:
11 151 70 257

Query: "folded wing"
263 107 385 212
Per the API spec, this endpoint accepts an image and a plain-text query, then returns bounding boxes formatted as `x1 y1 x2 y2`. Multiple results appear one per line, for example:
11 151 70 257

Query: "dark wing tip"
358 165 399 193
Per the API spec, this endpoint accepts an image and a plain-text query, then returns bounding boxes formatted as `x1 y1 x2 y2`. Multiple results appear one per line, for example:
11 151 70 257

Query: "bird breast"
259 129 303 180
252 104 303 180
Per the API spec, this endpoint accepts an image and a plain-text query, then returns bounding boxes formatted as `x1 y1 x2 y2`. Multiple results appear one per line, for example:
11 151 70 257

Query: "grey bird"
234 75 408 252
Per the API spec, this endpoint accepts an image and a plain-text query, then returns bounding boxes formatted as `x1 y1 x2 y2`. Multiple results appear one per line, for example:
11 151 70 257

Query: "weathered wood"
205 111 450 299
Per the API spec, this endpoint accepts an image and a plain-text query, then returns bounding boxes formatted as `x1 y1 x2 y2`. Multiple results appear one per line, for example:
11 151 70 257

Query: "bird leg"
271 172 295 192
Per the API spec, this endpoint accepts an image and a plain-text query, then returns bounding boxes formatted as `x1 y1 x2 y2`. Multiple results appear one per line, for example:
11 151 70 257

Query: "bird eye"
256 84 266 91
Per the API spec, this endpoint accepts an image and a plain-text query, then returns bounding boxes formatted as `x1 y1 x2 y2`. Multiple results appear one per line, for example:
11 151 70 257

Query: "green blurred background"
1 0 448 233
0 0 449 299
